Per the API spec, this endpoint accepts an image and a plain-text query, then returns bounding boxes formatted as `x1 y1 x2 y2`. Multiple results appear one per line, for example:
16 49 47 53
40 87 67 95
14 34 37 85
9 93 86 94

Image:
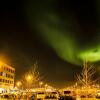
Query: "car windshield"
64 91 71 94
38 92 44 94
51 92 57 94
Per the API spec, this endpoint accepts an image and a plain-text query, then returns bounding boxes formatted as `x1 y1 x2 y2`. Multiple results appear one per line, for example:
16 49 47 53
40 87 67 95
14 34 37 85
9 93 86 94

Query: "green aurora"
25 0 100 66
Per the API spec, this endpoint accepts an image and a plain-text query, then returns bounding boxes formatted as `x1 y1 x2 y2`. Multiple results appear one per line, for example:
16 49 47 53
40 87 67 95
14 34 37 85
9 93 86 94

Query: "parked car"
44 95 58 100
50 91 59 98
36 92 45 99
29 94 36 100
0 93 12 99
96 92 100 99
59 96 75 100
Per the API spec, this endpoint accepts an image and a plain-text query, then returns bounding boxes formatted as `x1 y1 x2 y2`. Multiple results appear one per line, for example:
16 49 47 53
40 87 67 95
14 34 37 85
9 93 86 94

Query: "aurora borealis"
25 0 100 65
0 0 100 87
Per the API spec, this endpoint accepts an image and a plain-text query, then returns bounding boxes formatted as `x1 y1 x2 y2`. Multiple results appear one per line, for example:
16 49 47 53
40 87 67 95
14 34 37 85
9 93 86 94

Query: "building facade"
0 61 15 93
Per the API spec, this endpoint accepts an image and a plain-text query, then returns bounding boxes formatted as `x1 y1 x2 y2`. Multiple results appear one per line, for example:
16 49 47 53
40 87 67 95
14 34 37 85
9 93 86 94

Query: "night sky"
0 0 100 88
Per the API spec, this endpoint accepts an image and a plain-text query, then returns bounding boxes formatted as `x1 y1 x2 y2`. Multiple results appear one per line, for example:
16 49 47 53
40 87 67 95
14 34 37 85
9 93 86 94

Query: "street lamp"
39 81 43 88
16 81 22 89
45 84 48 91
45 84 48 88
26 75 32 91
27 75 32 81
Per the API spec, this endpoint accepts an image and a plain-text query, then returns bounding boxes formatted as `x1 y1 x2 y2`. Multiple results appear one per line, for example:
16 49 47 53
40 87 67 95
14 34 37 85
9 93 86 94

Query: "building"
0 61 15 93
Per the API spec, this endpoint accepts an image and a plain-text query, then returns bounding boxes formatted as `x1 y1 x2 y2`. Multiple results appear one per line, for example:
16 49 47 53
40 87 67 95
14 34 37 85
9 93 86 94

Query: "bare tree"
22 62 42 89
76 61 96 88
76 60 97 97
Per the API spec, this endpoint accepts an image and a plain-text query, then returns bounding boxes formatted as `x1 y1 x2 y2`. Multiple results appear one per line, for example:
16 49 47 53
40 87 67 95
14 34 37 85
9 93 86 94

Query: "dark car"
44 95 58 100
1 94 11 99
29 94 36 100
59 96 75 100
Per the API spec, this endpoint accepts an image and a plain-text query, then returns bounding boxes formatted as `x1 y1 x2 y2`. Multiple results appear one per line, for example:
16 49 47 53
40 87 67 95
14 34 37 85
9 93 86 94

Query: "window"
3 66 5 70
6 80 7 83
6 74 7 77
12 70 14 73
1 72 3 76
0 79 2 82
7 74 9 78
2 79 4 82
8 68 10 72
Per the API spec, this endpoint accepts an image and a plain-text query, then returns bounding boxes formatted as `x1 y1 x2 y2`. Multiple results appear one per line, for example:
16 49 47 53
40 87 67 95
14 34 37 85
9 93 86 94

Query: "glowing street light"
27 75 32 81
26 74 32 91
16 81 22 89
16 81 21 86
39 81 43 88
45 84 48 88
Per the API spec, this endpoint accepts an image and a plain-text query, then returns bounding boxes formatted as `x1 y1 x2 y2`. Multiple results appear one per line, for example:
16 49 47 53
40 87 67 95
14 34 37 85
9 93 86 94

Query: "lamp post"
25 75 32 100
16 81 22 93
26 75 32 92
16 81 22 88
45 84 48 88
45 84 48 91
39 81 43 88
